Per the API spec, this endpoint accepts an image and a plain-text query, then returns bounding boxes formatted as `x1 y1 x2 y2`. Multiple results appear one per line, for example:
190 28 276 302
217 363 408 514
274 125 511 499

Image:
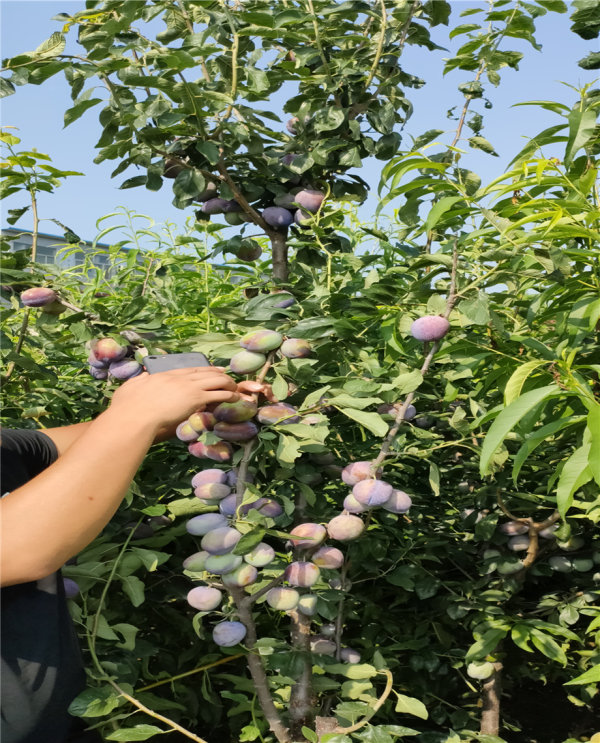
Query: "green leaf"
68 686 120 717
564 107 597 167
313 108 345 132
466 628 507 662
587 405 600 485
301 727 318 743
34 32 66 58
121 575 145 607
0 77 16 98
468 135 499 156
64 98 103 127
195 141 220 165
394 692 428 719
105 725 165 741
173 168 206 198
479 385 560 476
530 629 567 665
564 664 600 685
336 408 388 437
503 360 547 405
272 373 288 402
423 196 464 232
512 416 582 483
578 51 600 69
556 443 593 519
511 623 534 652
233 528 266 555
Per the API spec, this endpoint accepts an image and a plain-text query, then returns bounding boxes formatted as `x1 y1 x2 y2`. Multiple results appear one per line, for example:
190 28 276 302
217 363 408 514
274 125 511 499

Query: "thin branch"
335 670 394 734
363 0 388 90
135 653 244 692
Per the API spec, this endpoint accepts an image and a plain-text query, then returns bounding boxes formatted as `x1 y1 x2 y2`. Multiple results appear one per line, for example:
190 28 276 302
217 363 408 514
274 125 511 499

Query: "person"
0 366 241 743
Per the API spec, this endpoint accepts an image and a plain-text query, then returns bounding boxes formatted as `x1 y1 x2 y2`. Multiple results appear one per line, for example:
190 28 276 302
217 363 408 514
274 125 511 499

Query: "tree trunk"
270 230 289 282
480 662 502 736
288 609 314 740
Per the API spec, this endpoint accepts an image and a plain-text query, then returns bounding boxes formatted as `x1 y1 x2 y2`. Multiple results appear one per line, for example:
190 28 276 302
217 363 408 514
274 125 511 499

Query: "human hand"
106 367 239 438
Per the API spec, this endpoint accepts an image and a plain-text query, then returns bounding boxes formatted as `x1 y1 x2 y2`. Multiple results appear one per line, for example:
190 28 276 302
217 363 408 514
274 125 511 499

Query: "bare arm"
0 367 239 586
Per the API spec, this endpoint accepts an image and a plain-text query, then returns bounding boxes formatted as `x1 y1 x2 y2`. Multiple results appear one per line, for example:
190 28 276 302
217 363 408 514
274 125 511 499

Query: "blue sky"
1 1 597 246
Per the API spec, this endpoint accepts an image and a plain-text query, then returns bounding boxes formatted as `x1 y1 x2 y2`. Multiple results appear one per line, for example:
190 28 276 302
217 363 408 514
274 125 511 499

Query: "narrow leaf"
587 405 600 485
503 360 547 405
556 443 593 519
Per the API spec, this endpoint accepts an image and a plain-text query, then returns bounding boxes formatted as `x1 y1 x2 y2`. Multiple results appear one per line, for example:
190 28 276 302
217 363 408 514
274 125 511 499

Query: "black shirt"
1 430 88 743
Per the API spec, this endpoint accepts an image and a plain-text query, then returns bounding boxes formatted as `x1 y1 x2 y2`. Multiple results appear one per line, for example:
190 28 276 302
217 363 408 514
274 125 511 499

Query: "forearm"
0 409 158 586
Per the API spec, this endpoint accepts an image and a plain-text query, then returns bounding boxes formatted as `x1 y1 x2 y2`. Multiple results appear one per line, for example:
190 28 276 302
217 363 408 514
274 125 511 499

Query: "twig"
363 0 388 90
135 653 244 692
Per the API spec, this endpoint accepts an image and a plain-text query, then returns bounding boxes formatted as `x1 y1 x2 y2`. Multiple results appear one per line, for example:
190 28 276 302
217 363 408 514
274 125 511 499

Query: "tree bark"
288 609 314 740
480 662 503 736
270 230 289 283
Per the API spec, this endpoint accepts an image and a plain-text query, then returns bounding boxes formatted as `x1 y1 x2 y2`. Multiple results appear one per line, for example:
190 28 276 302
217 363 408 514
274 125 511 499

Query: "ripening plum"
87 352 108 369
383 490 412 514
183 551 209 573
410 315 450 342
191 469 228 488
186 513 228 536
91 338 128 364
20 287 58 307
194 482 231 501
244 542 275 567
214 421 259 442
254 498 284 518
549 555 573 573
222 563 258 587
163 158 185 178
467 662 494 680
340 648 361 664
201 527 242 555
194 181 218 202
538 524 558 539
257 403 300 425
222 199 242 213
204 552 243 574
229 350 267 374
508 535 530 552
294 189 324 212
201 198 231 215
285 561 321 587
89 366 108 380
352 479 393 507
213 621 247 647
188 411 217 433
263 206 294 229
499 521 529 536
297 594 318 616
294 209 312 226
109 359 143 380
311 638 336 655
273 292 295 309
289 523 327 549
63 578 80 599
327 514 365 542
188 441 233 462
240 329 284 353
558 536 585 552
342 494 367 516
286 117 299 134
280 338 312 358
266 587 300 611
341 461 380 486
312 546 344 569
377 402 417 421
573 558 594 572
219 494 240 516
187 586 222 611
320 623 336 637
177 421 200 442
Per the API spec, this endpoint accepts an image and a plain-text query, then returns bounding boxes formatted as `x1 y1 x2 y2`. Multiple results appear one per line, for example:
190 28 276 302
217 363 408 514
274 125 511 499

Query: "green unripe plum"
297 594 318 616
201 526 242 555
214 421 259 442
42 299 67 315
353 479 393 507
467 662 495 680
499 521 528 536
573 558 594 572
327 514 365 541
508 535 530 552
266 587 300 611
343 493 369 513
225 212 246 227
194 482 231 501
240 329 283 353
280 338 312 358
204 553 243 574
222 563 258 587
289 523 327 549
497 559 523 575
183 551 209 572
230 350 266 374
235 239 262 261
383 490 412 514
177 421 200 442
191 469 228 488
257 403 300 425
311 638 336 655
188 411 217 433
312 546 344 569
549 555 573 573
188 441 233 462
341 461 380 486
186 513 228 536
410 315 450 342
187 586 222 611
340 648 361 664
244 543 275 567
213 621 247 647
20 287 58 307
558 536 585 552
91 338 128 364
285 561 321 587
213 400 257 423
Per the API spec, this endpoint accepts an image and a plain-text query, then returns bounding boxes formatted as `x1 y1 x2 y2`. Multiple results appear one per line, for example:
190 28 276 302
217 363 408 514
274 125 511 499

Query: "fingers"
201 390 240 405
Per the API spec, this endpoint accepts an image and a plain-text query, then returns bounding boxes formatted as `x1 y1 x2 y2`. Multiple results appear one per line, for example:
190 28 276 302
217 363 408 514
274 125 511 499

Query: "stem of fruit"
230 586 292 743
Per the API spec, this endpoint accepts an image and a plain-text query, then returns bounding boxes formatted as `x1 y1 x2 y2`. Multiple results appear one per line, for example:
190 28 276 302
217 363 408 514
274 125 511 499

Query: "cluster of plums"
340 461 412 517
86 337 145 381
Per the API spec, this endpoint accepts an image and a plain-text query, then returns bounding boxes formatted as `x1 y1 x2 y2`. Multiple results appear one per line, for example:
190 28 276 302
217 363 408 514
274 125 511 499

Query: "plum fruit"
273 292 295 308
340 648 361 664
109 359 143 380
191 469 228 488
235 239 262 261
382 490 412 514
280 338 312 358
187 586 222 611
240 329 283 353
186 513 228 536
244 542 275 567
499 521 529 536
188 411 217 433
89 366 108 380
204 553 243 574
311 638 336 655
222 564 258 587
63 578 80 599
183 551 209 571
352 479 393 507
508 535 530 552
410 315 450 342
311 546 344 569
549 555 572 572
188 441 233 462
213 621 247 647
327 514 365 541
20 287 58 307
294 209 312 226
341 461 380 486
214 421 259 442
297 594 318 616
289 523 327 549
201 198 231 215
194 181 218 202
91 338 128 364
263 206 294 229
285 561 321 587
177 421 200 442
257 403 299 425
377 402 417 421
229 350 267 374
467 662 494 680
194 482 231 501
294 189 324 212
201 527 242 555
266 587 300 611
342 494 368 516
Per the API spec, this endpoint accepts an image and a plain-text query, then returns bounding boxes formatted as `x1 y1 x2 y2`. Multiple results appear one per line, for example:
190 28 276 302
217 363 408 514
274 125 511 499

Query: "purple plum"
410 315 450 342
213 621 247 647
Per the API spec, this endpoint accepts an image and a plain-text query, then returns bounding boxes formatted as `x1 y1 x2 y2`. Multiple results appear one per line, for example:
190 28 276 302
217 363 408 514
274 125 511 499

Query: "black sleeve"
1 429 59 493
